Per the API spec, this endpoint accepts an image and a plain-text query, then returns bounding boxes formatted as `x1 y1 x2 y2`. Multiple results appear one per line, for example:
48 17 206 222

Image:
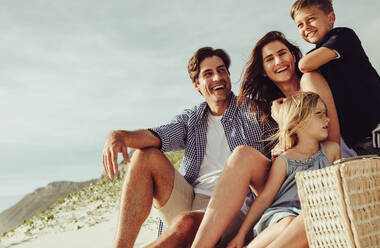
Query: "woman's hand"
271 140 286 160
226 232 245 248
271 97 285 123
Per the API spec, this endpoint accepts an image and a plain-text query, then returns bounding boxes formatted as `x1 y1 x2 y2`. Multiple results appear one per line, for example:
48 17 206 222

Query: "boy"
290 0 380 155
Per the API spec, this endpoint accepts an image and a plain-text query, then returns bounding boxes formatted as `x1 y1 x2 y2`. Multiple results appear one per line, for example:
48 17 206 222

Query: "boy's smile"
294 7 335 44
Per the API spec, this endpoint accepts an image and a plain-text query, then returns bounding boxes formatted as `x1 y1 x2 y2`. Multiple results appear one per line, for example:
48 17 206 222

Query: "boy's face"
294 7 335 44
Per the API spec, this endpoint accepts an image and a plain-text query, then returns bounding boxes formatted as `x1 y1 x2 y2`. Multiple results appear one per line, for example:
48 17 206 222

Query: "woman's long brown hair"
237 31 303 123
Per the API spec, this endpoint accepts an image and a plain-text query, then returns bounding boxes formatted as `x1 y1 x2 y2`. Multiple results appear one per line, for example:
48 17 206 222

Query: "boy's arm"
233 157 287 239
298 47 338 73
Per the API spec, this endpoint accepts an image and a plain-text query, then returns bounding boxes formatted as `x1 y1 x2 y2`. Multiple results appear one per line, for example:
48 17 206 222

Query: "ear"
263 72 267 77
193 81 199 89
193 81 201 94
327 12 335 27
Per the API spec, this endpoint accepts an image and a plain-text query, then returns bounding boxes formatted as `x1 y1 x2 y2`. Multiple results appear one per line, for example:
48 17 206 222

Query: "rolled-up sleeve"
149 111 190 152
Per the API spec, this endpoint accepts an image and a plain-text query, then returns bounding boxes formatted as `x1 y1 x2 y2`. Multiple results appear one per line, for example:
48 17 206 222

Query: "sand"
0 179 159 248
2 210 157 248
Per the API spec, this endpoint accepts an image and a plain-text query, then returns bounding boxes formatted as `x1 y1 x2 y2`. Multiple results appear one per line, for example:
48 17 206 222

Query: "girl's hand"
226 233 245 248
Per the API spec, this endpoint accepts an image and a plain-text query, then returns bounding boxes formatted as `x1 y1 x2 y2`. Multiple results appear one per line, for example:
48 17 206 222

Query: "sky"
1 0 379 212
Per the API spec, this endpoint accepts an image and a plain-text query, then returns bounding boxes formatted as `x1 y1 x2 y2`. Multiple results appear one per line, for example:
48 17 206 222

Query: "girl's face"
298 100 330 141
262 40 297 84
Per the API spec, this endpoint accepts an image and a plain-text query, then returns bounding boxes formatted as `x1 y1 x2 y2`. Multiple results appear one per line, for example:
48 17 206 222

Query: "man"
102 47 276 247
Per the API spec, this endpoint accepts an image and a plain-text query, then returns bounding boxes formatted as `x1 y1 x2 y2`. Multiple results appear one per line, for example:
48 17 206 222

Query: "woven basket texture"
296 156 380 248
340 157 380 247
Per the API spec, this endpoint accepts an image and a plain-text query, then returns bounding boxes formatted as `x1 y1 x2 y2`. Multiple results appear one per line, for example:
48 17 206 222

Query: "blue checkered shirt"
149 93 277 236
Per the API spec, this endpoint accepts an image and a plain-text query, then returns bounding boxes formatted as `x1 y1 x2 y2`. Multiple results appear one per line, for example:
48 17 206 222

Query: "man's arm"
102 129 161 179
298 47 338 73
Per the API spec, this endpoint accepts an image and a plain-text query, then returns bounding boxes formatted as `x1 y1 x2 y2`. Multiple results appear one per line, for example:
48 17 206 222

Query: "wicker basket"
296 156 380 248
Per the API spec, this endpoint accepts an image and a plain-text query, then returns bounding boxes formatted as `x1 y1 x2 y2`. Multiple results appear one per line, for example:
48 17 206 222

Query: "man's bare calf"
114 148 175 248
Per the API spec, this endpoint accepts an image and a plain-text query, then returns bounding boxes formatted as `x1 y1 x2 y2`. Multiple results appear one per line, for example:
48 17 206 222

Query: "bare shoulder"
271 153 288 173
273 154 287 167
269 155 287 180
322 141 340 163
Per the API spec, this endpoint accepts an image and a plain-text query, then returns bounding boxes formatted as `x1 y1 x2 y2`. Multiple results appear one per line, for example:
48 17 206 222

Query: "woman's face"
262 40 297 84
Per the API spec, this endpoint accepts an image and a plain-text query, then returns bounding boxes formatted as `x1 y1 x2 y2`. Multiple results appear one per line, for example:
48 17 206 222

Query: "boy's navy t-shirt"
313 27 380 148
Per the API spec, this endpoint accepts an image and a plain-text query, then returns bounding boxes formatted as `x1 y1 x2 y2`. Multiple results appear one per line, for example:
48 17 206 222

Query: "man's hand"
271 97 285 123
102 131 130 179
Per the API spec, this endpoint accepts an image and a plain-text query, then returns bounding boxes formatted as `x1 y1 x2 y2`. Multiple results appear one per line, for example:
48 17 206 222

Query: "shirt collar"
196 92 237 125
316 27 337 48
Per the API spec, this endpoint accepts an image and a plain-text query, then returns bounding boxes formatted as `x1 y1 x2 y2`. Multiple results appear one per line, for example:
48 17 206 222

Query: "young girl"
225 92 340 248
191 92 340 248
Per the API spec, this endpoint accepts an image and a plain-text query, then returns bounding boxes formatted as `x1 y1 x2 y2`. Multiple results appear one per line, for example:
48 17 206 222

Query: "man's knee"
129 148 169 173
172 211 204 236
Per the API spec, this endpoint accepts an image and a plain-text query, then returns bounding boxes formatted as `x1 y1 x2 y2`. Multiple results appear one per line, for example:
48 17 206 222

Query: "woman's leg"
191 146 271 248
300 71 340 144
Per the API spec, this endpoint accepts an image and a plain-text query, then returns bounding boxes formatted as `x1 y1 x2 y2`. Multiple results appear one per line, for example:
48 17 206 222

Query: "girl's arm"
227 157 287 248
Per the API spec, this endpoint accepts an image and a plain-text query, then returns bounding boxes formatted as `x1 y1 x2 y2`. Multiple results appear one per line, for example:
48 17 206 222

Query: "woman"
191 31 339 248
238 31 339 146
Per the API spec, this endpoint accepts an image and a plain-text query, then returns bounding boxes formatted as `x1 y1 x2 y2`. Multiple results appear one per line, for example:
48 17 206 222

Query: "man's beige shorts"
156 169 251 246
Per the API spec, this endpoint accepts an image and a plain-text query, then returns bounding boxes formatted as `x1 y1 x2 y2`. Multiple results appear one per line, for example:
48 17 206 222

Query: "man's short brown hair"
188 47 230 84
290 0 334 19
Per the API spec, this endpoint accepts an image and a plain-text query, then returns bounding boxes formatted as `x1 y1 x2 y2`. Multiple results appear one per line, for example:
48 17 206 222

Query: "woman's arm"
227 157 287 247
300 71 340 144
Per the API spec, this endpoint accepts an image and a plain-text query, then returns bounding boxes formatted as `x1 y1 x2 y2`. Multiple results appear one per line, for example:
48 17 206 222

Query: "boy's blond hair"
290 0 334 19
274 92 324 149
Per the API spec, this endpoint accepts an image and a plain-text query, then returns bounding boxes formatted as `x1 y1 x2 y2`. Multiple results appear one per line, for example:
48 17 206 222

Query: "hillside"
0 150 184 247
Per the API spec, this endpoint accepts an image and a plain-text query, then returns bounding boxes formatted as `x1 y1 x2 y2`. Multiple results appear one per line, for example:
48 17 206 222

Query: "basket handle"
333 155 380 165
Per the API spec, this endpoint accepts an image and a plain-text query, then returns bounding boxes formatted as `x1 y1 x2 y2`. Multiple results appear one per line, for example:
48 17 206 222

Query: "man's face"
294 7 335 44
194 56 231 105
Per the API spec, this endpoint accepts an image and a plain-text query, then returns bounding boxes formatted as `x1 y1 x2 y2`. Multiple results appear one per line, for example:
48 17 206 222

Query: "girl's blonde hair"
274 92 324 149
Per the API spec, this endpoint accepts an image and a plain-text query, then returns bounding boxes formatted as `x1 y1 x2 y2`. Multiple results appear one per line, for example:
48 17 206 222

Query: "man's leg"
192 146 271 248
114 148 175 248
146 212 204 248
146 195 249 248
